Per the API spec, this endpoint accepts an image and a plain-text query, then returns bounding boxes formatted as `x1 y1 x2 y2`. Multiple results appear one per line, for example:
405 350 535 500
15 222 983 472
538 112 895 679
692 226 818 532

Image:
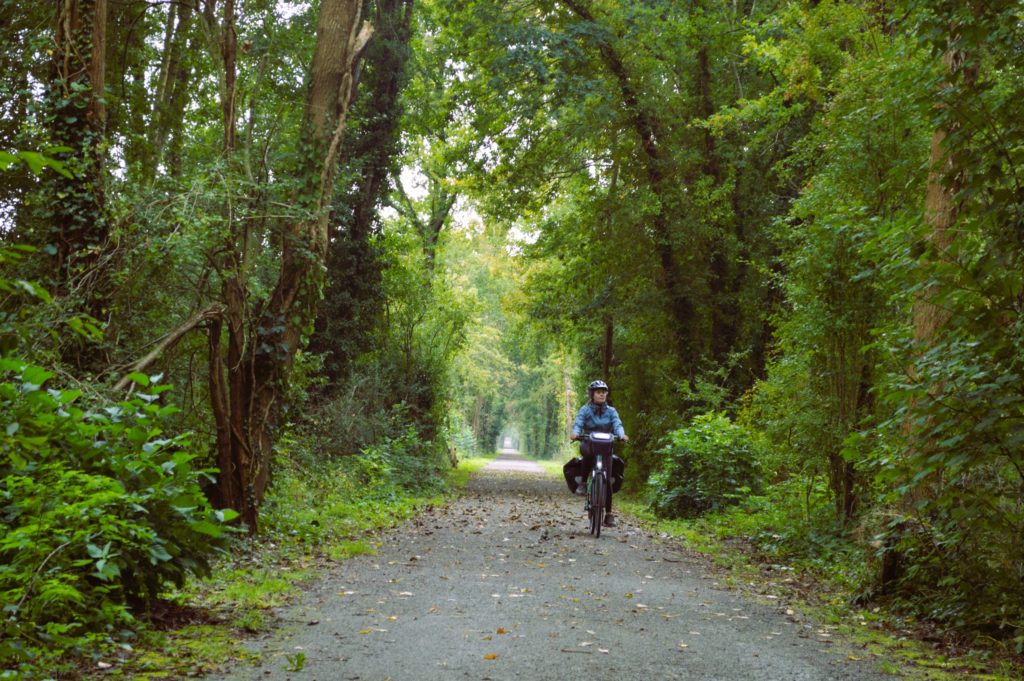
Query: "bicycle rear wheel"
590 474 605 537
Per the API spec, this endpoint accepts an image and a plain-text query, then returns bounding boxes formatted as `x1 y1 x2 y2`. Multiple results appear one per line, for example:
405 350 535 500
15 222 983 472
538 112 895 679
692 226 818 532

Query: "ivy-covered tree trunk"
48 0 108 328
310 0 413 386
208 0 372 530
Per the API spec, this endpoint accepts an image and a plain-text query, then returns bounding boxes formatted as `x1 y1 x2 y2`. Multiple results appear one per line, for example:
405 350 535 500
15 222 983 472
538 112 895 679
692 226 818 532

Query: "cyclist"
569 380 629 527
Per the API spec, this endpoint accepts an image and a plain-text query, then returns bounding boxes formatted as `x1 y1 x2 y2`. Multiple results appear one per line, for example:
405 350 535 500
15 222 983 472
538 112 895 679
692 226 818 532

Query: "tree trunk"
393 173 455 273
473 394 483 442
49 0 108 324
697 35 740 370
602 318 613 380
108 0 151 178
562 370 573 437
222 0 237 153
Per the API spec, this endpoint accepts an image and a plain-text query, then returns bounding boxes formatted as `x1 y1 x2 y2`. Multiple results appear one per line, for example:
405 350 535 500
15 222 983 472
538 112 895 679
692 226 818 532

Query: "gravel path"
206 453 896 681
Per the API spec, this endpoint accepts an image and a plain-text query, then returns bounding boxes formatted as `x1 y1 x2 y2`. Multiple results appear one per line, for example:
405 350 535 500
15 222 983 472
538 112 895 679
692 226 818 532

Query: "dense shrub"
0 363 237 670
648 413 765 518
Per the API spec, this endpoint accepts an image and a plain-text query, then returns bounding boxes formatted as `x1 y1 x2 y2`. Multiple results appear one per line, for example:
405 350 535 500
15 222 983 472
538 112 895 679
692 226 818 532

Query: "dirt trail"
206 453 895 681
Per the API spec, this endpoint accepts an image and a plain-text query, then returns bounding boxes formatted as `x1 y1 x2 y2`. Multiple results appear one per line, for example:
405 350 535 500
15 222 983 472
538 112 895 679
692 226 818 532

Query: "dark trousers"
580 441 613 514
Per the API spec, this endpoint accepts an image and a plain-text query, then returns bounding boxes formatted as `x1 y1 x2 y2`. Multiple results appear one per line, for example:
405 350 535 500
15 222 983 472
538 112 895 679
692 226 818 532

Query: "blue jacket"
572 402 625 439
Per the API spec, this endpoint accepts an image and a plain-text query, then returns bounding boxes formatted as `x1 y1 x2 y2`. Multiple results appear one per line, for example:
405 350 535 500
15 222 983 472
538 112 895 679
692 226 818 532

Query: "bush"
648 413 765 518
0 363 237 670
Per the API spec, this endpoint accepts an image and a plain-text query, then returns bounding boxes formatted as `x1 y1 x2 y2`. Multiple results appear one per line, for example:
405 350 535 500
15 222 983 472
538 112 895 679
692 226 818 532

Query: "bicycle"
580 432 617 537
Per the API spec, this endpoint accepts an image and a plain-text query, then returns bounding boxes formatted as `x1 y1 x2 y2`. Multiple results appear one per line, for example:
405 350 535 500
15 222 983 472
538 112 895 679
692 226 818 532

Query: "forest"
1 0 1023 677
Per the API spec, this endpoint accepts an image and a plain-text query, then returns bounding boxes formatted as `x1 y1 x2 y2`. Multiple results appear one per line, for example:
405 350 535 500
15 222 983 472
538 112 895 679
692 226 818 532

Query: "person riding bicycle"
569 380 629 527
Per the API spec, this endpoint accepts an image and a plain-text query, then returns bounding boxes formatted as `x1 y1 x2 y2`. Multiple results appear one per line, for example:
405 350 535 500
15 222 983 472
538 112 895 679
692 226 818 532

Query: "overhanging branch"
113 303 225 390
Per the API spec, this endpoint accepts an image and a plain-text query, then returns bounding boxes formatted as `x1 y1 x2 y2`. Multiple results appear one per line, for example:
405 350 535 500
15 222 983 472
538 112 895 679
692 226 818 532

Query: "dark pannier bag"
563 457 585 493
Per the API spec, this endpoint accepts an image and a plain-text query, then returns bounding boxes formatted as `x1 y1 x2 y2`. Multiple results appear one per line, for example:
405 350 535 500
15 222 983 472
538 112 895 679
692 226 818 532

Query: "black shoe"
603 514 616 527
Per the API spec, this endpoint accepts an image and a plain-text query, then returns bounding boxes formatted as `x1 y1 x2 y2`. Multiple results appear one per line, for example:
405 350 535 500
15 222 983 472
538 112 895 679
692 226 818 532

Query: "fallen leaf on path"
496 627 509 634
483 653 498 660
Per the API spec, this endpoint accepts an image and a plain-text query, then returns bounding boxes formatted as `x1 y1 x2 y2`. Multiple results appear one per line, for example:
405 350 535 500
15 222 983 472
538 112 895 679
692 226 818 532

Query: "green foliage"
260 425 448 549
0 149 72 178
826 1 1024 644
0 364 237 670
286 651 306 672
308 216 472 456
640 474 870 589
358 427 450 496
865 279 1024 636
737 481 868 587
648 413 765 519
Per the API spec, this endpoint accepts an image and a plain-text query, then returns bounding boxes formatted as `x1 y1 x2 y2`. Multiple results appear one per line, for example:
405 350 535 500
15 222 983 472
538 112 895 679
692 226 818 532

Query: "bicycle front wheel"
590 474 605 537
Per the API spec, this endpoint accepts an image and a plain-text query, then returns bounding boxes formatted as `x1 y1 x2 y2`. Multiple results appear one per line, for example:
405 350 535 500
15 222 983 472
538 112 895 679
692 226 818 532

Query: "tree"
207 0 373 529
